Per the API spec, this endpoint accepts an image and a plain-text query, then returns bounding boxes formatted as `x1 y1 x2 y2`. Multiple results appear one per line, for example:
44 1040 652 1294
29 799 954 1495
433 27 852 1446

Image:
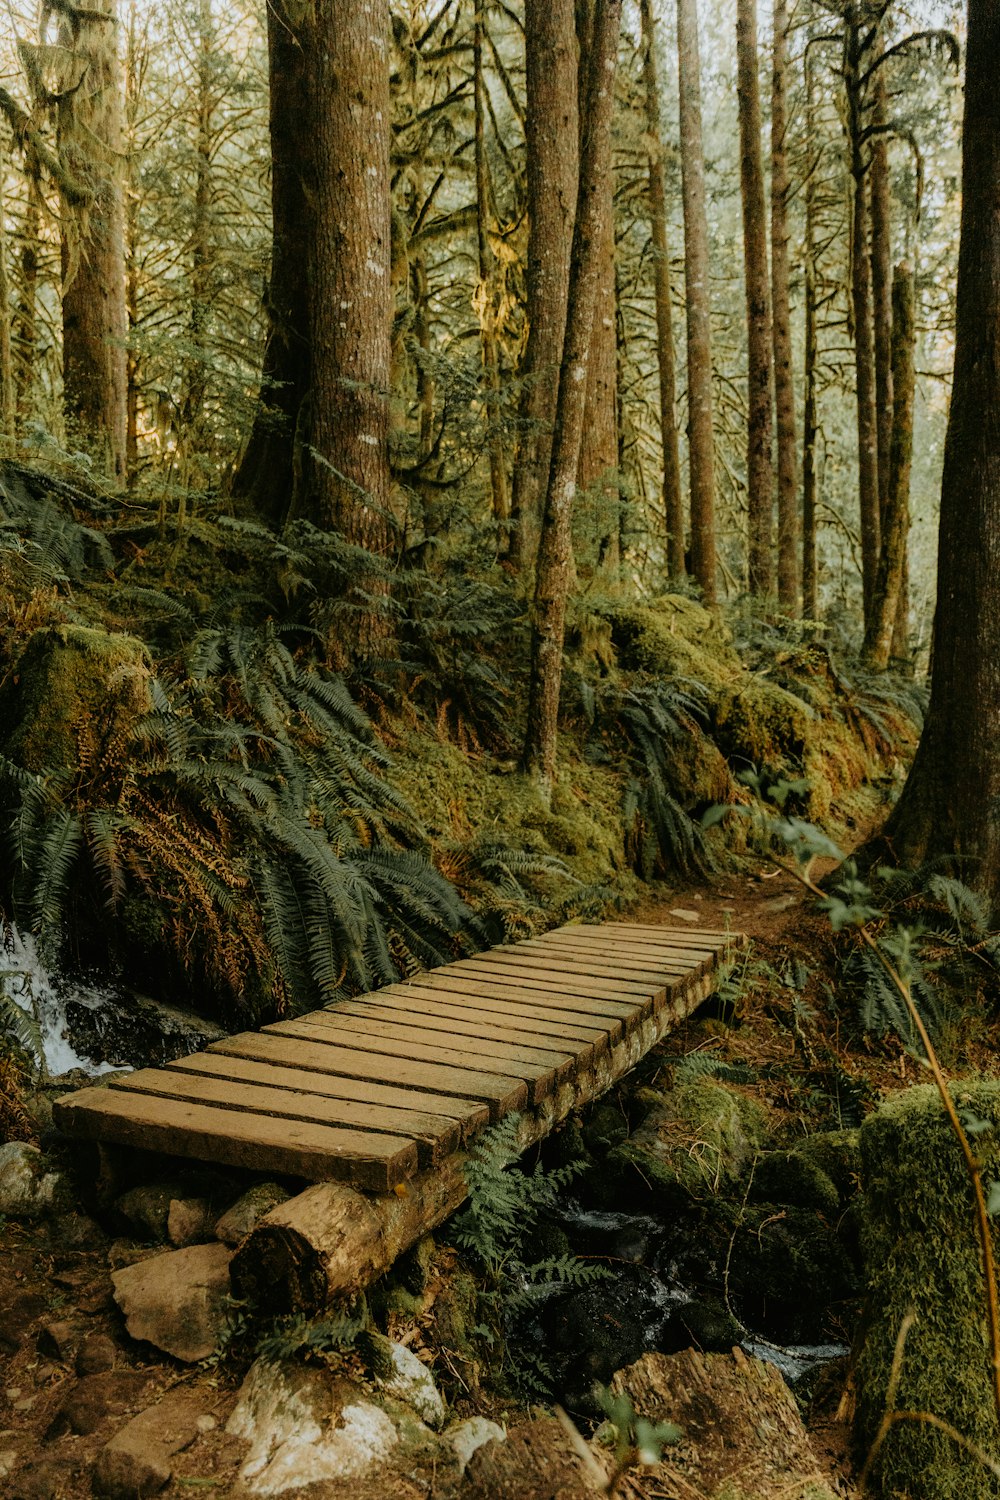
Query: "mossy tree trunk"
473 3 509 541
0 136 14 445
640 0 685 582
882 0 1000 904
862 262 915 671
506 0 578 576
522 0 622 799
676 0 716 607
737 0 774 599
771 0 797 614
58 0 129 484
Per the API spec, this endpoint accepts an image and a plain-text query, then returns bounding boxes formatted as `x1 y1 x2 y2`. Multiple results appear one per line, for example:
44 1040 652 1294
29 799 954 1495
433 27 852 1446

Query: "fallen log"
230 977 716 1311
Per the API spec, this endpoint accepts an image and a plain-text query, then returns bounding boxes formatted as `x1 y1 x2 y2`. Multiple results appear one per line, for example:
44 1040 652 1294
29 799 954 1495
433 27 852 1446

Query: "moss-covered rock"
750 1150 840 1215
602 1081 770 1211
856 1083 1000 1500
603 598 742 687
796 1128 862 1203
1 624 152 774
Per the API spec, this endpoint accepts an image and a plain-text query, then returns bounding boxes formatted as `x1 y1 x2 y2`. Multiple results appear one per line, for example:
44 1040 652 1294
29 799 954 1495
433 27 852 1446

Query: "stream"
1 924 125 1078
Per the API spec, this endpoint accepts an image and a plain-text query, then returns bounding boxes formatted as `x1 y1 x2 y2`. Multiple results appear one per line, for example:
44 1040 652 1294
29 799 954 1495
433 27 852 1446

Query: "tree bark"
802 262 819 621
14 178 40 425
846 18 881 628
229 0 314 528
0 138 14 444
640 0 684 581
870 65 894 528
522 0 622 798
576 1 619 576
676 0 716 606
882 0 1000 906
862 263 915 671
58 0 129 483
771 0 797 613
310 0 394 647
507 0 578 575
737 0 774 598
474 4 509 538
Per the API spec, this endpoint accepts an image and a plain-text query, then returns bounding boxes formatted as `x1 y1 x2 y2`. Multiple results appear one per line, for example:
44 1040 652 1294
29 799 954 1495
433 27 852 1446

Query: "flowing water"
1 923 127 1078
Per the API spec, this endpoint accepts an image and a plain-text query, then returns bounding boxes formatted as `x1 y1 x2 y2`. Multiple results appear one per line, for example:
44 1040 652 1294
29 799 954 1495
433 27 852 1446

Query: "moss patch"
856 1083 1000 1499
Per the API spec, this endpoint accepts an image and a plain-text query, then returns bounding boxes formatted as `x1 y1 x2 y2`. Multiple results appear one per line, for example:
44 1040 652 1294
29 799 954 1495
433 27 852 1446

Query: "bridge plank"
297 1010 577 1084
331 998 587 1063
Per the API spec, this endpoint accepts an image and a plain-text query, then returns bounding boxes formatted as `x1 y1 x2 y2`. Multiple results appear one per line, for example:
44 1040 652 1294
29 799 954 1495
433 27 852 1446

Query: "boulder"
92 1387 211 1499
372 1337 446 1429
166 1196 214 1247
0 1142 69 1220
214 1183 291 1246
112 1242 232 1362
116 1182 191 1242
446 1417 506 1475
226 1358 400 1495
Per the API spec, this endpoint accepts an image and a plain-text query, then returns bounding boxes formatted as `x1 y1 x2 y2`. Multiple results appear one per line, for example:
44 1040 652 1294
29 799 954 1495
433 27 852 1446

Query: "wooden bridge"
55 922 739 1194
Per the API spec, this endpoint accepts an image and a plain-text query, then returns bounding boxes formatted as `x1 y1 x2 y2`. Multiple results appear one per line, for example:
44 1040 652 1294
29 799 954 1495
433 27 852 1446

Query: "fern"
255 1302 366 1364
673 1052 756 1085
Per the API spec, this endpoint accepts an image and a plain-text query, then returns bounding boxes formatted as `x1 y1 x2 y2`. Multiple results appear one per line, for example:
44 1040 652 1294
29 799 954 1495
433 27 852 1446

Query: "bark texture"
847 19 880 626
676 0 716 605
870 65 894 525
59 0 129 482
474 5 509 535
310 0 393 549
522 0 622 796
862 263 915 670
507 0 578 573
640 0 684 580
883 2 1000 905
737 0 774 597
230 0 314 526
771 0 797 612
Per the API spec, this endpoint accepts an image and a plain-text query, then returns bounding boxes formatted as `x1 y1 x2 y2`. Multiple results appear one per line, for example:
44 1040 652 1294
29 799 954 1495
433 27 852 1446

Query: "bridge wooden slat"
165 1052 489 1136
55 1087 419 1189
331 998 593 1067
428 964 650 1018
581 923 734 945
264 1018 561 1105
208 1032 529 1119
512 936 712 975
375 982 614 1051
456 956 669 1014
532 932 718 963
476 949 691 991
112 1068 460 1167
299 1010 578 1084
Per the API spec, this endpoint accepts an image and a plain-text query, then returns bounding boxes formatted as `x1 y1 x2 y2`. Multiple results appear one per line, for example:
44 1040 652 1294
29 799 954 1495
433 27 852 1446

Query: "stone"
214 1183 290 1246
92 1388 210 1500
0 1143 69 1220
37 1319 79 1361
227 1357 400 1495
166 1197 213 1247
375 1339 445 1429
446 1417 506 1474
112 1242 232 1362
76 1332 118 1375
115 1182 190 1241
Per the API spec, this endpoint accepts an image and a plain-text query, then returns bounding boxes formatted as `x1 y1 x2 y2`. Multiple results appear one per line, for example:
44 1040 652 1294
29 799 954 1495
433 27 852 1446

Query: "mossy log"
857 1083 1000 1500
230 978 716 1312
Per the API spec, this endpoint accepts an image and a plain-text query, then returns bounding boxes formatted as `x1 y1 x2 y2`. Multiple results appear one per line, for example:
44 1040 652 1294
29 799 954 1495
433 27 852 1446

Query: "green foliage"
255 1301 367 1365
672 1052 756 1085
597 1387 682 1467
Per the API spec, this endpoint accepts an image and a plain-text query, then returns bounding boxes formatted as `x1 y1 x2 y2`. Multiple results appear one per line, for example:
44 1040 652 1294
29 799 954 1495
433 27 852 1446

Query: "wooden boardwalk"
55 923 738 1192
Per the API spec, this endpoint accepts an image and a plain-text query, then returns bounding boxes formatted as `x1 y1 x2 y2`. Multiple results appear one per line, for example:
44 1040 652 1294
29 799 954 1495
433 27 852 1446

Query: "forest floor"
2 849 992 1498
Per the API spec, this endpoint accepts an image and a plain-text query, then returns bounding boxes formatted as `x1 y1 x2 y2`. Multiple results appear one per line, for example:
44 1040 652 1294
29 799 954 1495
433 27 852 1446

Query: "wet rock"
715 1202 859 1345
76 1332 118 1375
582 1101 628 1156
92 1387 211 1499
214 1183 290 1246
0 1143 70 1220
166 1196 214 1247
227 1357 400 1494
675 1297 744 1352
66 993 227 1071
112 1241 233 1362
446 1417 506 1474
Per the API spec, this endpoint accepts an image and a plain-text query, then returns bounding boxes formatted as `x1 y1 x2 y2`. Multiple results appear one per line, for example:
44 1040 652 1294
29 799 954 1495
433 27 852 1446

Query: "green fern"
255 1302 367 1364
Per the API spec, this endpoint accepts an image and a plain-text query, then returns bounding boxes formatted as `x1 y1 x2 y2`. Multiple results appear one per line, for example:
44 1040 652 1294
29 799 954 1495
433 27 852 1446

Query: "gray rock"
376 1339 446 1429
166 1196 214 1247
115 1181 190 1241
112 1241 233 1362
91 1445 172 1500
446 1417 506 1474
227 1357 400 1495
214 1183 290 1246
0 1143 69 1219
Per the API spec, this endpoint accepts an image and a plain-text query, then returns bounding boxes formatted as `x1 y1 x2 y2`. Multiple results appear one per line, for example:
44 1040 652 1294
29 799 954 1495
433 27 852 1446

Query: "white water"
1 924 125 1078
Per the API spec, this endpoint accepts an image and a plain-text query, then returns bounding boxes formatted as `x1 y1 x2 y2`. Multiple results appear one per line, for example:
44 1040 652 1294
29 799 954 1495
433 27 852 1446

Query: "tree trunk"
861 263 915 671
870 65 894 526
802 262 819 621
676 0 716 606
229 0 314 528
14 178 40 424
771 0 797 613
310 0 394 651
522 0 622 798
474 5 509 539
882 0 1000 906
0 140 14 444
59 0 129 483
576 1 619 577
507 0 578 575
178 0 214 456
846 18 880 627
737 0 774 598
640 0 684 581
